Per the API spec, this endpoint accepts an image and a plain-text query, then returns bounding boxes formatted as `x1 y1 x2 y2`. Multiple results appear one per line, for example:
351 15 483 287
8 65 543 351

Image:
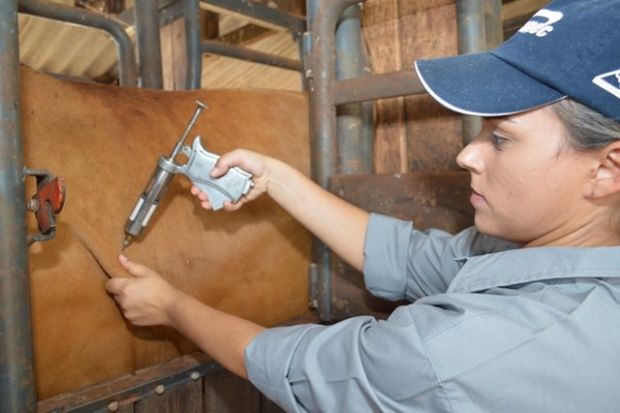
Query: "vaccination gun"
122 101 253 250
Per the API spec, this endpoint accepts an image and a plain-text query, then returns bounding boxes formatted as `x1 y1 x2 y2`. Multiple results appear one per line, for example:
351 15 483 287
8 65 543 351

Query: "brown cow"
22 67 311 399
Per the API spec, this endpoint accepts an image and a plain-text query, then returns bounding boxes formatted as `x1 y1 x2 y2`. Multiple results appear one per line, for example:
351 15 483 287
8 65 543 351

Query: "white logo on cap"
593 69 620 100
519 9 564 37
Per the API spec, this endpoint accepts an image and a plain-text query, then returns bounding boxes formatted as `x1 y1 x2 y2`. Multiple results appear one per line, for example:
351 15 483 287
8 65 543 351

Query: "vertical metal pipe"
134 0 163 88
184 0 202 89
335 4 373 174
305 0 319 312
456 0 485 144
309 0 360 322
311 0 338 322
306 0 320 31
0 1 37 411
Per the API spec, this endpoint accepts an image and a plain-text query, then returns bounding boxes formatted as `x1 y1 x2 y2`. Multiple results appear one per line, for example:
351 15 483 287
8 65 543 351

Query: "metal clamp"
25 168 66 246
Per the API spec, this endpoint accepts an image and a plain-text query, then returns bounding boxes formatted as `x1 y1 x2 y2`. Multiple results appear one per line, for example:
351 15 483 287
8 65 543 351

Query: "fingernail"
119 254 127 262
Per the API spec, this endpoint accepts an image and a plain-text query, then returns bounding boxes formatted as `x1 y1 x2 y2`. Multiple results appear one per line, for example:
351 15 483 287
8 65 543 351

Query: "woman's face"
456 106 600 245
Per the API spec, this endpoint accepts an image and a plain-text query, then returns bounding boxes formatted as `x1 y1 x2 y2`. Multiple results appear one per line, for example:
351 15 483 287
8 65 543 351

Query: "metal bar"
336 4 374 175
185 0 202 89
308 0 361 322
134 0 163 88
305 0 319 317
201 0 306 33
0 1 37 412
18 0 138 87
456 0 485 143
334 70 426 105
202 40 303 71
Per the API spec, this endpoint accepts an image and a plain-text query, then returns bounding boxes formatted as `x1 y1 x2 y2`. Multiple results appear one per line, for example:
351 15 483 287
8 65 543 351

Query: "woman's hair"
553 99 620 150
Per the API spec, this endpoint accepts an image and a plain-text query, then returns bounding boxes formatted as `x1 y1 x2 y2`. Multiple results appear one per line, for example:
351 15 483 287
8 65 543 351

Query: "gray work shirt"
245 213 620 412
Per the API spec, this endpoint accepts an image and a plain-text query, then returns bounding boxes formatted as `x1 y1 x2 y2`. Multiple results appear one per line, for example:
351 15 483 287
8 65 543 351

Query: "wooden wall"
362 0 463 174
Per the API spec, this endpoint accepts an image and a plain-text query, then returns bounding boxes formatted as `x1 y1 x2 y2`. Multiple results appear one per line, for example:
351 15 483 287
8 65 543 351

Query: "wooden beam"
502 0 547 39
502 0 546 21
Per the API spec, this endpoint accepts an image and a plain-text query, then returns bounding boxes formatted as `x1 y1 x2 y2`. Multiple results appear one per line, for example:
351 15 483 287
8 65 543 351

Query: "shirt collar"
448 246 620 294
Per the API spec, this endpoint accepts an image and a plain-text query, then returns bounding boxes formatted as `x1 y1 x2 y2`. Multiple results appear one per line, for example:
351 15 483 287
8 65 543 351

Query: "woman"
106 0 620 411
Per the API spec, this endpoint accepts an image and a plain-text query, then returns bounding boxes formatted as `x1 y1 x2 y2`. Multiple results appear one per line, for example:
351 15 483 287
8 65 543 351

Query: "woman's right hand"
191 149 273 211
193 148 369 272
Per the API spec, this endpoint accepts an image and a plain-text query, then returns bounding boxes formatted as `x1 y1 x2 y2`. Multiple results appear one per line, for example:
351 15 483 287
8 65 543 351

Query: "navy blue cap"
415 0 620 121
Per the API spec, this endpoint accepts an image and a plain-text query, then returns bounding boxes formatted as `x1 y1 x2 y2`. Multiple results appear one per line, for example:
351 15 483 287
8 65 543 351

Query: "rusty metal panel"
204 370 260 413
329 171 473 320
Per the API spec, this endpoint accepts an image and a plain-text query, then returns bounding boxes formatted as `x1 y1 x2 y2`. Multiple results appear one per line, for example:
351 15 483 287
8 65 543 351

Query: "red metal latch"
25 168 66 245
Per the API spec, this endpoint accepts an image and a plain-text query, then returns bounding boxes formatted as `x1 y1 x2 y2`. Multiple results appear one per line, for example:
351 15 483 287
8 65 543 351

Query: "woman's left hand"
106 255 183 327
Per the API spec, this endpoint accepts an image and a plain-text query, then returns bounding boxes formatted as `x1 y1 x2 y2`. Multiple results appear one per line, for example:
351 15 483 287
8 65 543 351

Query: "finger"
105 277 130 295
210 161 227 178
223 200 243 211
190 185 208 201
201 200 212 210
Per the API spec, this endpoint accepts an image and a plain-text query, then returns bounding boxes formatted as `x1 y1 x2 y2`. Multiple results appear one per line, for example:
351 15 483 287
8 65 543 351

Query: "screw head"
154 384 165 395
107 401 119 412
27 198 40 212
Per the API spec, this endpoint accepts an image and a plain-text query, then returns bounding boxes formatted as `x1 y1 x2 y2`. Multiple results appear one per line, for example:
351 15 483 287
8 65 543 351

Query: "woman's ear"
585 144 620 199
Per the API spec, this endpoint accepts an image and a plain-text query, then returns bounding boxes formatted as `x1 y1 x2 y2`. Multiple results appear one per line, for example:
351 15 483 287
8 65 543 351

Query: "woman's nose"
456 141 484 173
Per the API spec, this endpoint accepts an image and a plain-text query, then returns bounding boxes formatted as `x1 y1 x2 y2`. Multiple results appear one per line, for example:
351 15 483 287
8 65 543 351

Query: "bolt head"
154 384 165 395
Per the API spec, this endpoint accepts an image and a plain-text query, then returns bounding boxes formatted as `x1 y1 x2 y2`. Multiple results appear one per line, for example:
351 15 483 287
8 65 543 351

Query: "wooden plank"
330 171 472 228
135 381 203 413
362 0 407 173
37 353 218 412
399 2 462 172
204 370 260 413
363 0 462 173
329 171 473 320
260 394 286 413
161 18 187 91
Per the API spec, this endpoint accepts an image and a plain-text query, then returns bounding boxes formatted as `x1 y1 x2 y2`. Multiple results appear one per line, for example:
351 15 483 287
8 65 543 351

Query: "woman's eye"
490 132 507 147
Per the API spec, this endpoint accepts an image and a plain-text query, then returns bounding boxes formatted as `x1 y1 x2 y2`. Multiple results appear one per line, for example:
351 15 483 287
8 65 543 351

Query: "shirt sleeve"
245 305 446 413
363 213 515 301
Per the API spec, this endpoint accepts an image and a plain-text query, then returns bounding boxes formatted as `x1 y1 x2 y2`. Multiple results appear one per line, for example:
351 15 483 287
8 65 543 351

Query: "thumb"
118 255 153 278
210 159 228 178
105 277 130 295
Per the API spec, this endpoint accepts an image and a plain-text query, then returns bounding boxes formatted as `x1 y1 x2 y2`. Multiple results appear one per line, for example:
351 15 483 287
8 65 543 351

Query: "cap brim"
415 52 566 117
